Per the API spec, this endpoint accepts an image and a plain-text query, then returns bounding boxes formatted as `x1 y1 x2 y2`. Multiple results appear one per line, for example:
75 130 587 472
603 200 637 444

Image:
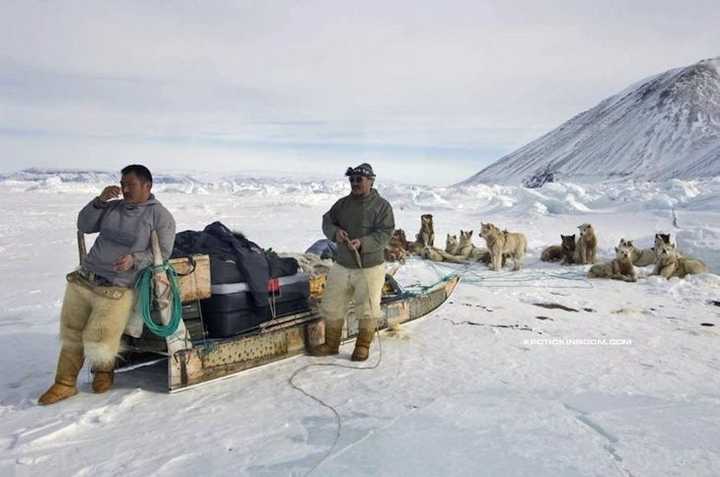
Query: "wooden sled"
78 231 459 392
120 273 459 392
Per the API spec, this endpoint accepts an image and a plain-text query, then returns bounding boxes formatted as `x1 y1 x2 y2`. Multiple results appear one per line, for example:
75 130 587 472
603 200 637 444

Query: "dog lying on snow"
445 233 460 254
419 230 491 264
587 245 637 282
617 238 656 267
617 233 673 267
447 230 494 263
575 223 598 264
479 223 527 271
385 215 436 259
652 242 707 279
421 246 467 263
541 234 577 265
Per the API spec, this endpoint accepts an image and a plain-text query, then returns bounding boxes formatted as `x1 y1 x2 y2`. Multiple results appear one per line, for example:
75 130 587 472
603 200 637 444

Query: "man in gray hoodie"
39 164 176 405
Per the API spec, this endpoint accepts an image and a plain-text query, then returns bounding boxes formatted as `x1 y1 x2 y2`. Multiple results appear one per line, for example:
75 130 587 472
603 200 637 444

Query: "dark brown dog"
409 214 435 254
560 234 577 265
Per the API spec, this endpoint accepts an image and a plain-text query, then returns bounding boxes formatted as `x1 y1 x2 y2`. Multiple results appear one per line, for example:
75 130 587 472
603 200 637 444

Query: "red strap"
267 278 280 293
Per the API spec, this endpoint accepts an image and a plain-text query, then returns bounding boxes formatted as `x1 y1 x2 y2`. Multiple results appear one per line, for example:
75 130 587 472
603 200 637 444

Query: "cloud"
1 0 718 184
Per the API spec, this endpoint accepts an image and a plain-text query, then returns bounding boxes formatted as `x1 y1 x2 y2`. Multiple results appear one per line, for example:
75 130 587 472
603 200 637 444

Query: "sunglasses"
349 175 365 184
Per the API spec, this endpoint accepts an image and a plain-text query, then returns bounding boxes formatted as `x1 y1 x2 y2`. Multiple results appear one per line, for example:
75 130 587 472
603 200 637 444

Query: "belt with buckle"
68 268 126 299
77 268 113 287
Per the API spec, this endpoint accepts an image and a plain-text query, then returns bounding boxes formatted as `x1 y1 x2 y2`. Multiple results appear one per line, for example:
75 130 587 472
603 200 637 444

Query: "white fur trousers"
59 281 136 369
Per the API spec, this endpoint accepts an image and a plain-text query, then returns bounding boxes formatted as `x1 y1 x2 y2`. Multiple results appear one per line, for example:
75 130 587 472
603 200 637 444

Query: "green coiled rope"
135 262 183 337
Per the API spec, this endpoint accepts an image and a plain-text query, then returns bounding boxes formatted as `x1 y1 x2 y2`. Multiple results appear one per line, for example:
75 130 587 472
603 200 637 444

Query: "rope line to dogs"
288 340 383 476
291 252 591 474
289 243 384 476
406 259 594 291
288 234 596 474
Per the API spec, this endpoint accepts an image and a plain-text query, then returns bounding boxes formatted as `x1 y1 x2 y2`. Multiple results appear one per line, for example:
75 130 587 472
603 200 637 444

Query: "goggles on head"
345 165 375 178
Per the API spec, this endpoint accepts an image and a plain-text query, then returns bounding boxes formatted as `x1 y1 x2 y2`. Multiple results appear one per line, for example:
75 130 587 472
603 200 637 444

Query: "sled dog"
421 246 467 263
445 233 460 254
385 229 410 262
588 246 637 282
409 214 435 254
652 242 707 279
655 233 671 249
575 224 597 264
618 238 656 267
479 223 527 271
456 230 492 263
542 234 576 263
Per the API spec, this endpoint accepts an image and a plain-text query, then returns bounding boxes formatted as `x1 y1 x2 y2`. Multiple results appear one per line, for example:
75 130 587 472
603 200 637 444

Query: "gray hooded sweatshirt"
78 194 176 288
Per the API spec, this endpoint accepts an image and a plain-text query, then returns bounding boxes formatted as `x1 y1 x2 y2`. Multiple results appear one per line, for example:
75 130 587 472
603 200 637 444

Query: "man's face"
349 175 372 196
121 173 152 204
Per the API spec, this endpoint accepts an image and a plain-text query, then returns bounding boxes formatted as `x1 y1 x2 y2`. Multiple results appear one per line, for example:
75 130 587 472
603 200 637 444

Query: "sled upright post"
77 230 87 266
150 231 193 360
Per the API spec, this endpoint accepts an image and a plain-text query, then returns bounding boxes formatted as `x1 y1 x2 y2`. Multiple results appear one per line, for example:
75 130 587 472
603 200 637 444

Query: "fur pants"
59 281 136 369
320 263 385 330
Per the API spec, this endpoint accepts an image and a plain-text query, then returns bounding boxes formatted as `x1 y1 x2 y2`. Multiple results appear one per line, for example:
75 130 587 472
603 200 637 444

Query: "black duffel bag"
171 221 299 306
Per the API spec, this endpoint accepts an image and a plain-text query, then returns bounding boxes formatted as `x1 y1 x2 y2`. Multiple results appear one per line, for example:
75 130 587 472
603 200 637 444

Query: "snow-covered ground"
1 172 719 476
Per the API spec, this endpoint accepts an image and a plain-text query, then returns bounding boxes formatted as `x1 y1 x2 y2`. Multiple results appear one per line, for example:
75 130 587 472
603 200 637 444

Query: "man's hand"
348 239 361 250
99 185 121 202
113 254 135 272
335 229 350 244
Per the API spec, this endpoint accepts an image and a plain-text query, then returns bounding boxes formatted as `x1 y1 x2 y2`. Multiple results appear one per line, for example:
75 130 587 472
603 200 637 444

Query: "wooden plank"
169 255 211 303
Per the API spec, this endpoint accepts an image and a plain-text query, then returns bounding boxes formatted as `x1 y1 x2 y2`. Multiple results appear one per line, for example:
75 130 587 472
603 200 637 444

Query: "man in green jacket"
312 163 395 361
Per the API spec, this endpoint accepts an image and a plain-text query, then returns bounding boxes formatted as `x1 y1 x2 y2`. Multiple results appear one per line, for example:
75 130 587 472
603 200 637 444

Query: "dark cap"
345 163 375 178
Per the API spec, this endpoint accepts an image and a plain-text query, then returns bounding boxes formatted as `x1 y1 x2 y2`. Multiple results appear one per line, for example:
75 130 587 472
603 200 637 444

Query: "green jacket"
322 189 395 269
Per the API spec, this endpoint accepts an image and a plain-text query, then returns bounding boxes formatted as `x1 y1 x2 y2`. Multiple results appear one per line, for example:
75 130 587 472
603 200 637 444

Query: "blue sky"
1 0 718 185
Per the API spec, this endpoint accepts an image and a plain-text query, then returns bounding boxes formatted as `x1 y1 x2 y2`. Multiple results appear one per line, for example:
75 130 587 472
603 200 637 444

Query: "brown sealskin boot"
310 320 344 356
92 366 115 394
38 348 84 405
351 320 376 362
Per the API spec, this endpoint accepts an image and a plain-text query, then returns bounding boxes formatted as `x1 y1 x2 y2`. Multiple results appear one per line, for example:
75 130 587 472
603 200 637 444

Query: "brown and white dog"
479 223 527 271
652 242 707 279
385 229 410 262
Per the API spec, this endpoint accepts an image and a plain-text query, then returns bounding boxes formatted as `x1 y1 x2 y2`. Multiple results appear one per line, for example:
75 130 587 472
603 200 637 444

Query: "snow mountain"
462 57 720 187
